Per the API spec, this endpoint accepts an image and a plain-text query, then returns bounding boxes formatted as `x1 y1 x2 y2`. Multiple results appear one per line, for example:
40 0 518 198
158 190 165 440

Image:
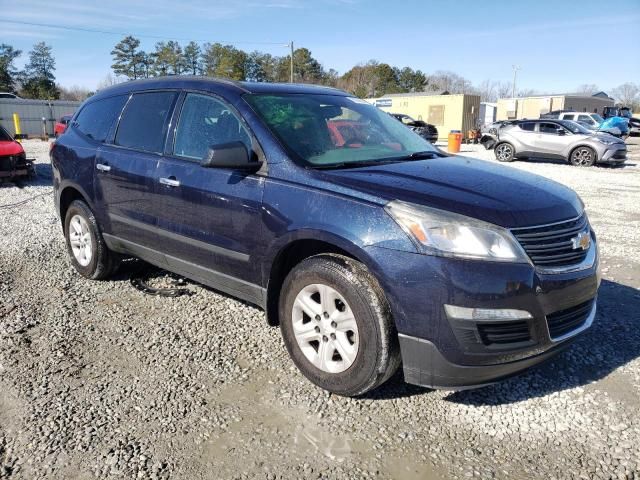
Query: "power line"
0 20 289 46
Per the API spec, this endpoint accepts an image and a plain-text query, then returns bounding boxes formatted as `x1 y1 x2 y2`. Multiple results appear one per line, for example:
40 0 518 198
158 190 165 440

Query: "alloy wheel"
69 214 93 267
571 147 594 166
496 144 512 161
292 283 359 373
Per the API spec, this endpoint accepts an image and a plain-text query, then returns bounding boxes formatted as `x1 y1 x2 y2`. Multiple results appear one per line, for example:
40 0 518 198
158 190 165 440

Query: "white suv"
555 112 604 128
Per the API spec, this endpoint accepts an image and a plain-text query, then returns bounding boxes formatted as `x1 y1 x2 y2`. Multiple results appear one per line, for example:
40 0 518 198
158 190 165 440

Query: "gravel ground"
1 139 639 480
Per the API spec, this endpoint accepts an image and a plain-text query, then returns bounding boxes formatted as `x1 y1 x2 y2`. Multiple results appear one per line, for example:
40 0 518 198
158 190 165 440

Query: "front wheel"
495 142 515 162
279 254 400 397
569 146 596 167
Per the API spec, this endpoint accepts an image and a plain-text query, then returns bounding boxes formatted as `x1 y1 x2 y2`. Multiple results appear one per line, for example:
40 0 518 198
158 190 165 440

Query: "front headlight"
595 136 616 145
385 200 529 262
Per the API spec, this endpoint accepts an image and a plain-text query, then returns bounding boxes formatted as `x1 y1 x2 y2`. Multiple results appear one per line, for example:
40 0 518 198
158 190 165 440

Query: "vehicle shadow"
111 259 258 309
365 279 640 404
0 162 53 189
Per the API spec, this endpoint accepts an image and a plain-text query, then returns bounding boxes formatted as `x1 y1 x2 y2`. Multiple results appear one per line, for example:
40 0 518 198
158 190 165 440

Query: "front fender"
261 180 418 286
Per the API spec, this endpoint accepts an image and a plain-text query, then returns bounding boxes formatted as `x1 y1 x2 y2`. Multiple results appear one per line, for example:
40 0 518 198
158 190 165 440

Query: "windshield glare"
559 120 591 134
245 93 436 167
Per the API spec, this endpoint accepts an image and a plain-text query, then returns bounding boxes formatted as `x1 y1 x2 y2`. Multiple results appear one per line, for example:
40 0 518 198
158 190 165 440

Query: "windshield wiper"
405 151 441 159
311 159 402 170
310 151 442 170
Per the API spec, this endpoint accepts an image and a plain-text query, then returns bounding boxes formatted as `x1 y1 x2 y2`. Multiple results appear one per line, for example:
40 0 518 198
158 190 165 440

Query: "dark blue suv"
51 77 600 396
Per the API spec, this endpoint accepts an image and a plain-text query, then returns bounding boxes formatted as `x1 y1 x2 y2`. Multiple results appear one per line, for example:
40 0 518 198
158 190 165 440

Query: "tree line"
1 38 639 109
0 42 60 99
106 35 640 108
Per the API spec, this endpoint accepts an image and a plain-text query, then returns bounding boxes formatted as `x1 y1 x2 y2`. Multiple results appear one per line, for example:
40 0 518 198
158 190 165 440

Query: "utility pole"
289 41 294 83
511 65 521 98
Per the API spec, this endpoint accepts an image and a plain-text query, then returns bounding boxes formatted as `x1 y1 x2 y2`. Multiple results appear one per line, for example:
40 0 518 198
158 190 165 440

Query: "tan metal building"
366 92 481 140
496 93 614 121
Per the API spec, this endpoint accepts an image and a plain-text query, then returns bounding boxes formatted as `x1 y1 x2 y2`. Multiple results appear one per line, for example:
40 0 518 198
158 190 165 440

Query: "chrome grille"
511 214 590 267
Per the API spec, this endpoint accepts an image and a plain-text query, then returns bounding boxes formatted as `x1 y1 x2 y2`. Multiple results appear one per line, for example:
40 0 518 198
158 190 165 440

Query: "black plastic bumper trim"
398 333 574 390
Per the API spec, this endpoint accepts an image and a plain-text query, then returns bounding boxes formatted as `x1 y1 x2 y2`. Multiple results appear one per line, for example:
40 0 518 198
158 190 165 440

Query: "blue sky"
2 0 639 92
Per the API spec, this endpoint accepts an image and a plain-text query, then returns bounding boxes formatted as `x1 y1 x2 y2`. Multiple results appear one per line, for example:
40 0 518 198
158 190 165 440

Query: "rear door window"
562 114 575 121
115 91 178 154
173 93 251 161
519 122 535 131
74 95 128 143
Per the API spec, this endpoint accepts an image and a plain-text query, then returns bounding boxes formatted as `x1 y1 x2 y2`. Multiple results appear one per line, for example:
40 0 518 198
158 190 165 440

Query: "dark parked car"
390 113 438 143
51 77 600 396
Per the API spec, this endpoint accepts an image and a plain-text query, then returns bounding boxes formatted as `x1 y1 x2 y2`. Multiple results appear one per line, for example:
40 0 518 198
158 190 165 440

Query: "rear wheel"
64 200 120 279
495 142 515 162
569 146 596 167
279 254 400 397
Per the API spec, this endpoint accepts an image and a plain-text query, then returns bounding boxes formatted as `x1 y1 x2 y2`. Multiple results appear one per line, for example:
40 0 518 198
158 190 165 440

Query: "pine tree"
21 42 59 99
0 44 22 93
111 36 142 80
183 42 201 75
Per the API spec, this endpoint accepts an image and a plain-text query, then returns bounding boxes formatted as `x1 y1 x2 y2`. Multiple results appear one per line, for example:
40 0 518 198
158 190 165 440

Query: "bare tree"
58 84 92 101
496 82 513 99
576 84 599 95
477 79 498 102
610 82 639 106
518 88 537 97
97 73 125 91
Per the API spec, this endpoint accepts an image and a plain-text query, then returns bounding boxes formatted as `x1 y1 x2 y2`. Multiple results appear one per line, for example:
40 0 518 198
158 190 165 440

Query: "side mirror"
557 129 566 135
201 141 261 170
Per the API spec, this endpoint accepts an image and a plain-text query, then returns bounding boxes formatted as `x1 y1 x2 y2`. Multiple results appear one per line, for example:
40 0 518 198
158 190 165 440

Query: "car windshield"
244 93 437 168
591 114 604 123
396 114 415 124
558 120 591 134
0 126 13 141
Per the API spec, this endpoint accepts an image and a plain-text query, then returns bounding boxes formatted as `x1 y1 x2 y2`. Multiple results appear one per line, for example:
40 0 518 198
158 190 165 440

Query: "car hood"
319 156 583 228
591 132 625 143
0 140 24 156
405 120 428 128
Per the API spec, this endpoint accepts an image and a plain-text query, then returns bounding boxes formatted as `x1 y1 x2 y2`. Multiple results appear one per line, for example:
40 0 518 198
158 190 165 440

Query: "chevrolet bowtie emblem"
571 231 591 250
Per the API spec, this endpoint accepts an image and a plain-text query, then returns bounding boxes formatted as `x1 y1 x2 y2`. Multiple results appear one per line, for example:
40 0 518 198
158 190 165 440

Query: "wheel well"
569 145 598 161
265 239 356 326
58 187 85 228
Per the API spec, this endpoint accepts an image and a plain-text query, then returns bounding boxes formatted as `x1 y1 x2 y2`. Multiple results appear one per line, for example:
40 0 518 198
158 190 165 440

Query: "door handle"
96 163 111 172
159 177 180 187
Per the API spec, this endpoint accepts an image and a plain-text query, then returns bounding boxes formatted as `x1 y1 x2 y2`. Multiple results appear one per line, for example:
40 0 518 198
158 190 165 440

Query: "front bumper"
364 241 600 389
0 154 34 180
398 301 595 389
599 144 627 163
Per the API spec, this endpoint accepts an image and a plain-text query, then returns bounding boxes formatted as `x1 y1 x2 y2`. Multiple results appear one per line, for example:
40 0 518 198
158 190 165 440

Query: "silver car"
495 119 627 167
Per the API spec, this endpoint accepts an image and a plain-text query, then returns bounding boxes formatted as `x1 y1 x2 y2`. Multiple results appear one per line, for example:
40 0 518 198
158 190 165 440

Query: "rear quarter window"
115 91 178 154
74 95 128 143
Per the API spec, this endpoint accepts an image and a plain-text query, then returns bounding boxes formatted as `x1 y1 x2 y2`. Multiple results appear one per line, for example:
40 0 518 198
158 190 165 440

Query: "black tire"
495 142 515 162
279 254 400 397
64 200 120 280
569 146 596 167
